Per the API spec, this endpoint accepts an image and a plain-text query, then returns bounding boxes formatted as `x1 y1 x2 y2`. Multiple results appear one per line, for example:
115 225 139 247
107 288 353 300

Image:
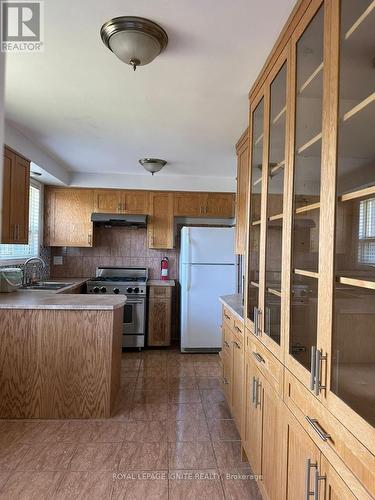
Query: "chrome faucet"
23 257 46 286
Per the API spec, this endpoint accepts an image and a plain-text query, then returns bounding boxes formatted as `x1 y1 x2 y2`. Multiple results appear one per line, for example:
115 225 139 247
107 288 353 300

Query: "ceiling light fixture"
139 158 167 175
100 16 168 71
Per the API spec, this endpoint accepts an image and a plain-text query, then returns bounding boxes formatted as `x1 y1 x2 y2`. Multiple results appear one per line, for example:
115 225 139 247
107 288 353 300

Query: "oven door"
123 297 145 336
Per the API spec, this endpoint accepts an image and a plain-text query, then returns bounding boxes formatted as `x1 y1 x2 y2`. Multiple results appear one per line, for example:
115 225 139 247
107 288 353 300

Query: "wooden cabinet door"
124 190 148 214
222 325 233 407
174 192 205 216
283 411 320 500
318 456 357 500
204 193 235 218
148 296 171 346
261 375 282 500
231 337 244 435
1 147 30 244
94 190 124 213
235 132 249 255
243 355 262 476
46 188 94 247
148 192 174 249
11 154 30 243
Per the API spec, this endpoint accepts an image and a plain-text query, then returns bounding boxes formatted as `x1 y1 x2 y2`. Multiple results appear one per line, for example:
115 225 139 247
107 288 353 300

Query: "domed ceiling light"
139 158 167 175
100 16 168 71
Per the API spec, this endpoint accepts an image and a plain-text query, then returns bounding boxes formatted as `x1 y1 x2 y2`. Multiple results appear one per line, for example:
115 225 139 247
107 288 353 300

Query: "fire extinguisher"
161 257 169 280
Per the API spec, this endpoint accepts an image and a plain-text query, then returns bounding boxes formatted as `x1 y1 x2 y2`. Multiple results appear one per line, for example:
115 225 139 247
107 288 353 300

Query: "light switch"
53 256 63 265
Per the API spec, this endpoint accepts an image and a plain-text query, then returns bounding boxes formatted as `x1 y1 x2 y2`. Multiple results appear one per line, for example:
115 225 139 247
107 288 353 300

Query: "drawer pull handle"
234 325 242 333
224 313 230 320
224 341 230 348
252 351 265 364
306 416 331 442
232 340 241 349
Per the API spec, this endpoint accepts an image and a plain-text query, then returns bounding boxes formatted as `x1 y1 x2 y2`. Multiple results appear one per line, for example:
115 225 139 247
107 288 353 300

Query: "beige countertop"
219 294 244 322
147 279 175 287
0 278 126 310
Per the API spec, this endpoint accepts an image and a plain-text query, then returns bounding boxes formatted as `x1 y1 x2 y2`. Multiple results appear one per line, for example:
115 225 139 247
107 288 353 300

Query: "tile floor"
0 349 262 499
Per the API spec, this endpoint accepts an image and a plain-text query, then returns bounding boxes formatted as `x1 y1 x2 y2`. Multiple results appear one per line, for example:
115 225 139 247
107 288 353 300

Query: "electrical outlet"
53 256 63 265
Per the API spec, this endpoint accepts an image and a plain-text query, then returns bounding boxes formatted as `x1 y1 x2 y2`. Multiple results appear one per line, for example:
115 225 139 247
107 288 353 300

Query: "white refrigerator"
180 227 237 352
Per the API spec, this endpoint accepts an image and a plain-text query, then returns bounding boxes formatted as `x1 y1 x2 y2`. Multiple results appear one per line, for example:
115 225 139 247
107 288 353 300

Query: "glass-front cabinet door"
262 53 289 359
323 0 375 450
286 0 328 386
247 95 264 333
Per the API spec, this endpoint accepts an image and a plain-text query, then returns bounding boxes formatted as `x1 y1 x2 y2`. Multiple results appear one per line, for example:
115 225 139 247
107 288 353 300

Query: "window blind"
358 197 375 265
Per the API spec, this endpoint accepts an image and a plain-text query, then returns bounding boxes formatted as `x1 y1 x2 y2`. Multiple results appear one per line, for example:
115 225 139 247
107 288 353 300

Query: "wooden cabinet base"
0 308 122 419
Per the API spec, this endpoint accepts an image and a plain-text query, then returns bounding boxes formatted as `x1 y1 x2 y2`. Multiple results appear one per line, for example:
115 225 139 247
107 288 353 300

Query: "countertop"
147 279 175 287
0 278 126 310
219 294 244 321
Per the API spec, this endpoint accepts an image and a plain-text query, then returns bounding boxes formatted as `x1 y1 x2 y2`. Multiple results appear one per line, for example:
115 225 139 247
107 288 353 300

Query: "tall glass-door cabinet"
284 0 330 389
318 0 375 453
246 49 290 360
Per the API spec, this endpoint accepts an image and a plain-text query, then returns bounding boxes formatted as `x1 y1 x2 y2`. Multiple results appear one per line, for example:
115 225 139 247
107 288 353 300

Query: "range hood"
91 213 147 227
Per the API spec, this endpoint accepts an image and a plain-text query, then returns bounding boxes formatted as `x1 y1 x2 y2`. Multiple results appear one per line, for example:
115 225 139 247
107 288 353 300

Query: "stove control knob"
127 287 133 293
113 288 120 294
100 286 107 293
134 287 140 294
93 286 99 294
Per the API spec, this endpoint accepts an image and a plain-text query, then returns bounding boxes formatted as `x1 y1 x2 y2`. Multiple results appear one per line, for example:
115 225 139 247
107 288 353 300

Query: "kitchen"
0 0 374 499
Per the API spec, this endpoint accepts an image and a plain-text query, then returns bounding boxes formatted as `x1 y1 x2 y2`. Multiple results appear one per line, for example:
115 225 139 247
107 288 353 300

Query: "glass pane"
336 195 375 281
293 207 320 272
247 99 264 322
294 5 324 212
265 63 287 293
337 0 375 196
331 283 375 426
265 292 281 345
290 274 318 370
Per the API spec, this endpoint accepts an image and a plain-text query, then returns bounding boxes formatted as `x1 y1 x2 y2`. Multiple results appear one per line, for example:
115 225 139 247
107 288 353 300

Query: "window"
0 181 42 261
358 197 375 265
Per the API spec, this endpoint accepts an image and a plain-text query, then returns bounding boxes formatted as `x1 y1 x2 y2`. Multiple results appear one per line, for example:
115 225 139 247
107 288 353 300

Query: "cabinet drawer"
233 318 244 339
222 306 235 329
248 335 283 397
149 286 172 298
284 369 375 497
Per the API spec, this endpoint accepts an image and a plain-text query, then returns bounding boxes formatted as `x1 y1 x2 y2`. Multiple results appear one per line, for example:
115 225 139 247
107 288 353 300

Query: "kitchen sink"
21 281 73 290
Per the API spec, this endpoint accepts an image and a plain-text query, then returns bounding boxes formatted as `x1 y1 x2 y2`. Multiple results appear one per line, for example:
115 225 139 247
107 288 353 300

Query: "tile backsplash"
50 226 179 280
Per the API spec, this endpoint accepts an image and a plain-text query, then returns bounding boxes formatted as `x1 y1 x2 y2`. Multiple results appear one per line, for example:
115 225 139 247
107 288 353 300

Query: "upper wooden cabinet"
147 192 174 249
2 146 30 244
44 188 94 247
235 129 249 255
174 192 234 218
94 189 149 214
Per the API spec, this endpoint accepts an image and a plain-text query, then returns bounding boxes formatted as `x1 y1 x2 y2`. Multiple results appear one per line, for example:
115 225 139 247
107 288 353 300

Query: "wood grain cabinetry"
147 286 172 346
44 188 234 248
2 146 30 244
235 129 249 254
147 192 174 249
44 188 94 247
233 0 374 497
94 189 148 214
174 192 234 218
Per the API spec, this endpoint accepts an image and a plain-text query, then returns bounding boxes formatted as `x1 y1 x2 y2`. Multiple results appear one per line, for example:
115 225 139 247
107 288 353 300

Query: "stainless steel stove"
87 267 148 349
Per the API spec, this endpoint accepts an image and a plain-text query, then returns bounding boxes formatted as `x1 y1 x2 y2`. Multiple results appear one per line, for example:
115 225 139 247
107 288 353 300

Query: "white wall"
70 172 236 192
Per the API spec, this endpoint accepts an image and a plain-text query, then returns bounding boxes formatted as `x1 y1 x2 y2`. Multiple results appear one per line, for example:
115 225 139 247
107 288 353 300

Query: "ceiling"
5 0 296 190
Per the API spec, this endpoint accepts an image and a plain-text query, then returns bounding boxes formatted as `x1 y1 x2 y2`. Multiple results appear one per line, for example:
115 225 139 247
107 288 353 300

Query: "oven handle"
126 299 144 304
